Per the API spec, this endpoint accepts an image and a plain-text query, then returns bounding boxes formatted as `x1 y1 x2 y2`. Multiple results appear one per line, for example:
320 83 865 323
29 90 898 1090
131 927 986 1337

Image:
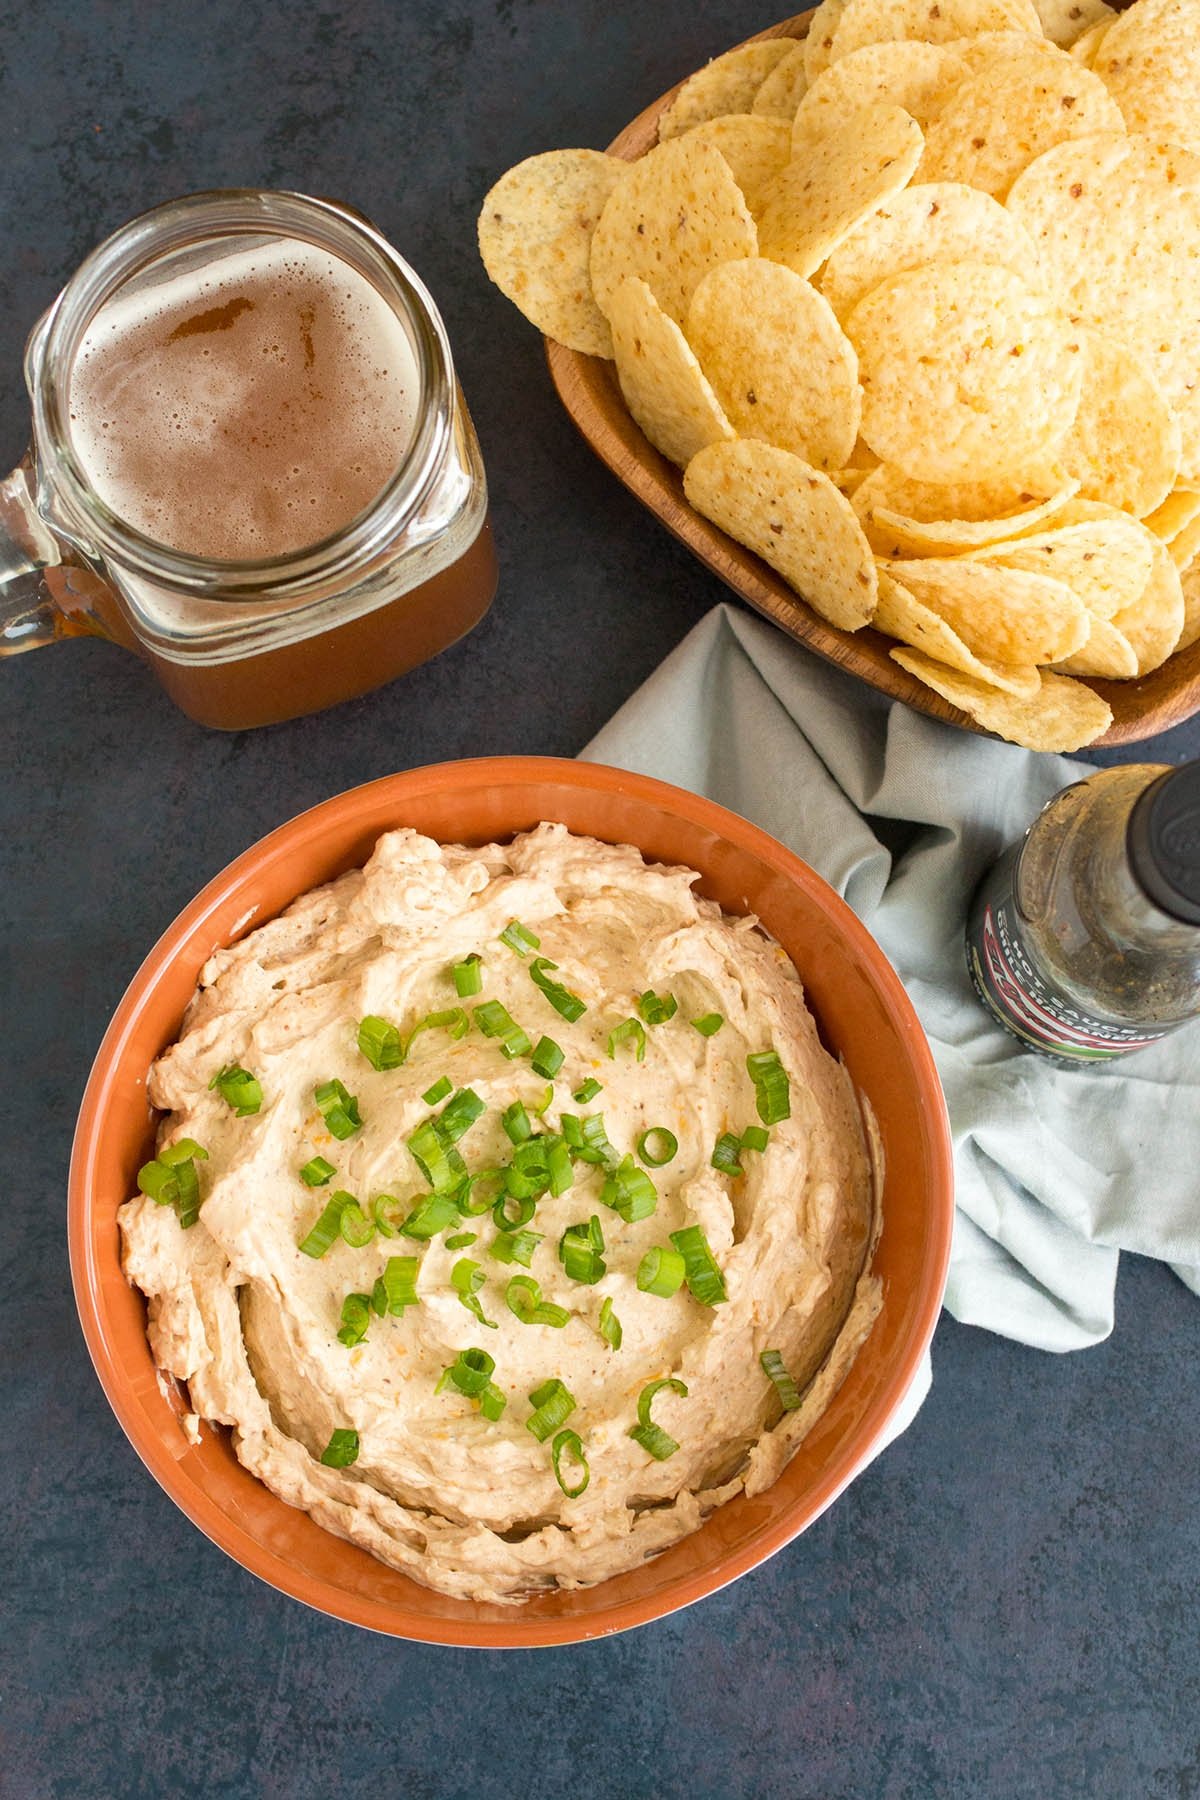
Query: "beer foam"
68 236 420 561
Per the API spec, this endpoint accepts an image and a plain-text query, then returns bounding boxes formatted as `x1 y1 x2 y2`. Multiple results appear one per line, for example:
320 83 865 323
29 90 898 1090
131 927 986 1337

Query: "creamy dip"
120 824 880 1604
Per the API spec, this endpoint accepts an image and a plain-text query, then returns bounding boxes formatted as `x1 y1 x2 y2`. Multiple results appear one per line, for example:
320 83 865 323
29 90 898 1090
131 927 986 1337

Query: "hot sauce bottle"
966 760 1200 1066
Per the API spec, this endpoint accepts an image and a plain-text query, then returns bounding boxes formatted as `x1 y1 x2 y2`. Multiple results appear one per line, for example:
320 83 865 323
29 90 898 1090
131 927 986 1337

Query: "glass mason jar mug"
0 190 497 728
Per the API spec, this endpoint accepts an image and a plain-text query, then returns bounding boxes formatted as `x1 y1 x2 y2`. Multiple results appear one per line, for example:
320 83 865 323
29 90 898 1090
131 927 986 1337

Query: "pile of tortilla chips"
478 0 1200 751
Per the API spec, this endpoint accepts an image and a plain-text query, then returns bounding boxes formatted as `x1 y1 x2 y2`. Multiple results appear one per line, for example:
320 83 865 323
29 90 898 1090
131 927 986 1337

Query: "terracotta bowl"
69 756 953 1646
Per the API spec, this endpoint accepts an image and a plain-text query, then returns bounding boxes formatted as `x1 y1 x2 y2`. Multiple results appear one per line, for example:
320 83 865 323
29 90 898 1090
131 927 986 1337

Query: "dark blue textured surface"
2 4 1198 1797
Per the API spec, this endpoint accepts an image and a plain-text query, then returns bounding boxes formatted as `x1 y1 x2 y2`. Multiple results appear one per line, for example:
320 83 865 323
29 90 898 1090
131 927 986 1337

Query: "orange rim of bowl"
68 755 954 1647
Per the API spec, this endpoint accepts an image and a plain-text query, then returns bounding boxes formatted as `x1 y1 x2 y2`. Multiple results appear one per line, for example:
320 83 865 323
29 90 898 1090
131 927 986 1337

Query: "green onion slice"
422 1075 452 1106
637 990 678 1026
437 1087 487 1143
138 1139 209 1227
451 1257 497 1329
474 1000 532 1059
740 1125 770 1154
628 1377 688 1461
159 1137 208 1168
209 1063 263 1116
338 1201 376 1248
372 1193 405 1237
636 1127 678 1168
636 1246 686 1298
528 956 587 1023
531 1083 555 1116
300 1155 336 1187
760 1348 803 1411
500 919 541 957
407 1007 471 1057
371 1255 420 1316
490 1228 543 1268
315 1078 362 1141
669 1224 728 1307
551 1429 590 1499
598 1296 622 1351
407 1119 466 1194
747 1049 791 1125
444 1231 477 1250
572 1077 602 1104
320 1428 360 1468
600 1155 658 1224
691 1013 724 1038
337 1292 372 1347
298 1190 352 1258
493 1192 537 1231
505 1275 570 1328
400 1192 460 1240
526 1378 576 1442
502 1100 532 1144
479 1383 507 1422
458 1168 506 1217
531 1035 565 1080
561 1110 617 1167
356 1015 404 1072
559 1215 606 1284
438 1349 507 1420
451 953 484 997
711 1132 744 1177
546 1137 574 1198
606 1018 646 1062
504 1138 553 1200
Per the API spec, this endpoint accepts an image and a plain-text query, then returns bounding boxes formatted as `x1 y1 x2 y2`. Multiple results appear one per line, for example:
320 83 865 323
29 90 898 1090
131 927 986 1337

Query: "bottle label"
969 898 1173 1060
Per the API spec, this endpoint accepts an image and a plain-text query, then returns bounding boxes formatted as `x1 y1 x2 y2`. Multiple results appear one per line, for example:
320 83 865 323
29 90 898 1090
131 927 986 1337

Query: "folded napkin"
582 604 1200 1353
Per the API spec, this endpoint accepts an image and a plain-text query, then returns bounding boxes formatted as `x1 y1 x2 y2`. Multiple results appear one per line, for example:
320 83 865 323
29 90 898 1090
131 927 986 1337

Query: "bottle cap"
1127 759 1200 927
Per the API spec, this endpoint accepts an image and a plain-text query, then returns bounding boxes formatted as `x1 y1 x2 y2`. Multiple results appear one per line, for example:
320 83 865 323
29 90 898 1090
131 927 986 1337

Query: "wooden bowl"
545 9 1200 747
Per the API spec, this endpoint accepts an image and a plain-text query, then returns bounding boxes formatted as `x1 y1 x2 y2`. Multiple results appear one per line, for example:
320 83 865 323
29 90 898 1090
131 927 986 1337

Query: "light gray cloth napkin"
582 604 1200 1352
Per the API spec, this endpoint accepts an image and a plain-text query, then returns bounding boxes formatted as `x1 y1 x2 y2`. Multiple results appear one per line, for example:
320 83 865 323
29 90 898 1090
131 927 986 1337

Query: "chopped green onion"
138 1138 209 1228
298 1190 352 1258
137 1159 177 1204
451 1257 497 1329
559 1215 606 1284
528 956 587 1023
479 1383 507 1422
531 1035 565 1080
636 1246 686 1298
158 1137 208 1168
551 1429 590 1498
493 1192 537 1231
502 1100 533 1145
669 1224 728 1306
711 1132 744 1177
637 990 678 1026
451 953 484 997
740 1125 770 1153
607 1018 646 1062
474 1000 532 1059
400 1192 460 1240
747 1049 791 1126
561 1110 617 1167
531 1083 555 1116
371 1255 420 1316
546 1137 574 1198
691 1013 724 1038
500 919 541 957
504 1137 553 1200
422 1075 452 1106
458 1168 506 1216
337 1292 372 1347
572 1077 603 1104
320 1428 360 1468
760 1348 803 1411
356 1015 404 1072
505 1275 570 1328
600 1154 658 1224
437 1087 487 1144
209 1063 263 1116
598 1296 622 1351
628 1377 688 1461
300 1155 336 1187
490 1228 543 1268
315 1078 362 1140
407 1118 466 1193
444 1231 477 1251
372 1193 405 1237
438 1348 507 1420
526 1377 576 1443
636 1127 678 1168
338 1201 376 1248
406 1008 471 1059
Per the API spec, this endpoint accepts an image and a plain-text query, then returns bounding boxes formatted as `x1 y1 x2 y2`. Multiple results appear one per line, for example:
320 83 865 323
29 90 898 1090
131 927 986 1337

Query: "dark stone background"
1 4 1197 1797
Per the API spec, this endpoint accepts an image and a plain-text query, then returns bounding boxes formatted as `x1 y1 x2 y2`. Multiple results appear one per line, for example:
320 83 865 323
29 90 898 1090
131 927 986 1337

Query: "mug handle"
0 457 120 652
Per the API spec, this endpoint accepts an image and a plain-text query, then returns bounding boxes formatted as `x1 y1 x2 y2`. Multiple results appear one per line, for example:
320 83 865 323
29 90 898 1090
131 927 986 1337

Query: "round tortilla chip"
1007 133 1200 482
848 259 1084 484
757 103 924 281
1035 0 1114 47
1143 485 1200 541
826 0 1042 66
883 556 1090 661
608 277 735 469
686 259 861 470
964 506 1159 620
1069 16 1112 63
874 570 1042 695
917 39 1125 200
752 43 811 120
478 150 631 357
1054 330 1181 519
819 180 1045 322
681 115 792 216
854 464 1080 555
1092 0 1200 156
658 39 799 140
890 650 1113 749
792 40 964 146
684 439 879 629
589 136 758 328
1110 536 1185 673
804 0 851 83
1052 614 1139 678
1168 510 1200 573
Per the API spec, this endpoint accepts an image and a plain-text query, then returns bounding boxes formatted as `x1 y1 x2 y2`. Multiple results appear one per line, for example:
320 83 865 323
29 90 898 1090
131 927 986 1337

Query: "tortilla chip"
752 43 811 119
826 0 1042 66
854 465 1080 555
1110 536 1185 673
684 439 878 628
804 0 851 83
1035 0 1114 47
1092 0 1200 156
793 40 963 146
478 150 630 357
1143 486 1200 542
1053 614 1139 678
884 556 1090 662
681 115 792 216
1052 330 1182 520
965 506 1158 620
608 277 735 468
847 259 1084 484
757 104 924 280
589 136 757 328
891 650 1113 748
686 259 861 469
1069 16 1112 62
1169 510 1200 573
819 180 1045 322
658 40 799 140
874 570 1042 694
